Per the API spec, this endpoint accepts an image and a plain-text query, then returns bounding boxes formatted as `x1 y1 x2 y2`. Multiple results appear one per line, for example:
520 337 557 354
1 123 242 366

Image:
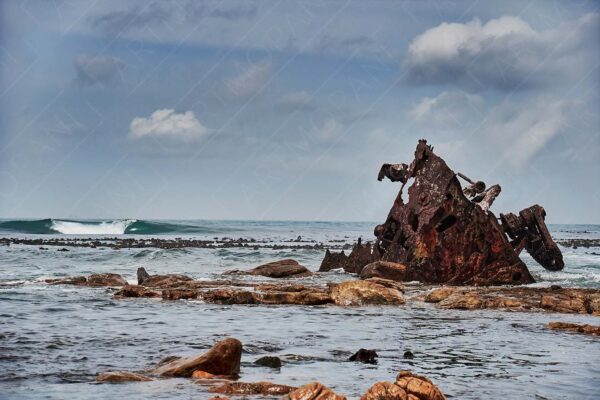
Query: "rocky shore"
42 260 600 317
96 337 448 400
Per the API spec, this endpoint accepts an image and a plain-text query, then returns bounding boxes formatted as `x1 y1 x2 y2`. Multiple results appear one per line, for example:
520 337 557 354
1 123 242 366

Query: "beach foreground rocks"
225 259 311 278
362 371 446 400
331 279 405 306
285 382 346 400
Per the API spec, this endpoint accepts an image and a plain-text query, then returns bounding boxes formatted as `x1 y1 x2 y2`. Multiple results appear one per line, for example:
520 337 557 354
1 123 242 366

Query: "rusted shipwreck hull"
320 140 564 285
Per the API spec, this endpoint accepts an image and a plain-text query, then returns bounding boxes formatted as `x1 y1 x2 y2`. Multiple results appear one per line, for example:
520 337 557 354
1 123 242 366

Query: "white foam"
51 219 136 235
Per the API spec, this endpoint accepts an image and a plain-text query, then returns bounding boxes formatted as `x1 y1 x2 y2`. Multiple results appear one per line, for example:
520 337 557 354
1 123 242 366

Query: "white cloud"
226 60 271 98
404 13 599 91
129 109 209 141
409 90 483 127
277 90 314 112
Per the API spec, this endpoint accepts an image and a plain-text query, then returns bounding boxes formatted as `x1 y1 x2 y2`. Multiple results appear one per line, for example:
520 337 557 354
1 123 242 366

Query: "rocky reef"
320 139 564 285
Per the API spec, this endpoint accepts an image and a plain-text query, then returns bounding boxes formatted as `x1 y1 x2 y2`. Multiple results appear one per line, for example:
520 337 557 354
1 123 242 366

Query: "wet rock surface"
152 338 242 378
210 381 297 396
46 273 127 287
285 382 346 400
360 261 408 282
225 259 311 278
96 371 153 383
254 356 282 368
320 140 564 285
331 279 405 306
348 349 378 364
425 286 600 315
546 322 600 336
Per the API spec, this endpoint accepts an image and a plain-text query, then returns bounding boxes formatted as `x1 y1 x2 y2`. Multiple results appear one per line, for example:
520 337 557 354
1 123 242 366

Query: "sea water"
0 220 599 399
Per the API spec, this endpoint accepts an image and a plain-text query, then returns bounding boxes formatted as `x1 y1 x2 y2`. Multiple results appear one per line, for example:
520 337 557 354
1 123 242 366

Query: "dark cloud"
73 54 126 87
89 3 171 35
403 13 599 91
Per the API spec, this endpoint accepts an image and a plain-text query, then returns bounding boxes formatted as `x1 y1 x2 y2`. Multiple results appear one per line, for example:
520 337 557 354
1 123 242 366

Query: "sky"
0 0 599 223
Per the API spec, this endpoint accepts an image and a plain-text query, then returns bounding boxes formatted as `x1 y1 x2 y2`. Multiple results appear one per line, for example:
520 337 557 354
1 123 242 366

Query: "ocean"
1 219 599 399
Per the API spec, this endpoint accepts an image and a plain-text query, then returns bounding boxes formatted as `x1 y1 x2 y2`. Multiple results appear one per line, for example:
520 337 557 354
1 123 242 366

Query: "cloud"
226 60 271 98
409 90 483 125
404 13 599 91
318 118 344 141
129 109 209 141
89 3 171 35
73 54 126 87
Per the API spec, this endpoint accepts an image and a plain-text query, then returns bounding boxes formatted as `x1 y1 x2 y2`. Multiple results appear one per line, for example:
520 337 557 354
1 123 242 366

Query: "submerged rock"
226 259 311 278
348 349 378 364
96 371 152 383
285 382 346 400
152 338 242 378
210 381 296 396
254 356 282 368
331 279 404 306
546 322 600 336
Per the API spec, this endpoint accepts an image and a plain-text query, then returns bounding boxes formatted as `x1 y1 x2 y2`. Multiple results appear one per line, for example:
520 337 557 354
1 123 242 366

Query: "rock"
112 284 161 299
201 289 256 305
321 139 565 285
141 274 194 288
285 382 346 400
86 273 127 287
227 259 311 278
348 349 378 364
156 355 181 366
210 381 296 396
360 261 408 282
162 289 199 300
254 290 333 305
331 280 405 306
96 371 152 383
254 356 282 368
361 381 407 400
137 267 151 285
403 351 414 359
394 370 446 400
546 322 600 336
192 370 217 379
424 288 454 303
208 397 229 400
45 276 87 286
152 338 242 378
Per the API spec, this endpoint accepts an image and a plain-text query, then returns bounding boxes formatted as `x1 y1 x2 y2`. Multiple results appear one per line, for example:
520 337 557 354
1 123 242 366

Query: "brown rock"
192 370 217 379
96 371 152 383
210 381 296 396
152 338 242 377
162 289 199 300
361 381 408 400
112 284 161 299
86 273 128 287
227 259 311 278
360 261 408 282
331 280 405 306
424 288 454 303
201 289 256 305
395 371 446 400
285 382 346 400
45 276 87 286
254 290 333 305
141 274 194 288
208 397 229 400
546 322 600 336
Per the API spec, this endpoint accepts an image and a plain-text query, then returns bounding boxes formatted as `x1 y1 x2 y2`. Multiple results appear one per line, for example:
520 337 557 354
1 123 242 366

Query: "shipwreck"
320 139 564 285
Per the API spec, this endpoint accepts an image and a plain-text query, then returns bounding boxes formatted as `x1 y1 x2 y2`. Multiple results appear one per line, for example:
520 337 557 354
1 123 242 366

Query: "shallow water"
1 221 599 399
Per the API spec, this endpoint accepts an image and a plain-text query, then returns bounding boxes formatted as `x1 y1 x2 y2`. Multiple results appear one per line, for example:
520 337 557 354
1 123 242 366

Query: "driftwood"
320 139 564 285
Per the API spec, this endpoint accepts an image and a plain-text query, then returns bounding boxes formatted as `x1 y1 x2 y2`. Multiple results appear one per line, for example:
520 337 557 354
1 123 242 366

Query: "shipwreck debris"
320 139 564 285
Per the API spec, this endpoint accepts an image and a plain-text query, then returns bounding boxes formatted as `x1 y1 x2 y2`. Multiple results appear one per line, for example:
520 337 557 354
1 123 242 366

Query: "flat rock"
360 261 408 282
285 382 346 400
152 338 242 378
86 273 128 287
45 276 87 286
96 371 152 383
227 259 311 278
546 322 600 336
210 381 296 396
113 284 161 299
331 280 405 306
